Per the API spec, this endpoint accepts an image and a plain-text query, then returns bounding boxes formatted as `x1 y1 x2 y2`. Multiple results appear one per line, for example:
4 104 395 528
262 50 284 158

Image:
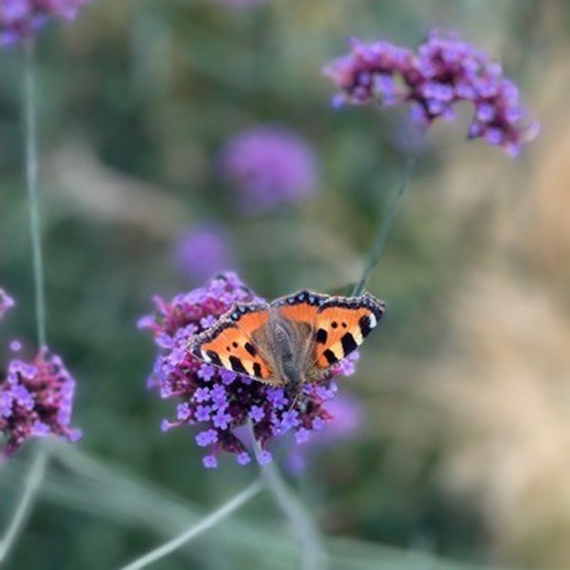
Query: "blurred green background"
2 0 570 568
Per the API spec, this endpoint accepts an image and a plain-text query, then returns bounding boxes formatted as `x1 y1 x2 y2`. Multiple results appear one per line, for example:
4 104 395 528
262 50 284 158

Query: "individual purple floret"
0 289 15 320
219 125 319 214
139 272 357 468
324 30 539 156
1 0 91 46
1 346 82 456
173 225 236 285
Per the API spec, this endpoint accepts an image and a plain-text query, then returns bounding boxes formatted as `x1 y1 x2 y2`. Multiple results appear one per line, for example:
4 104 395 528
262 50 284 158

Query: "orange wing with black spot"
190 302 274 381
313 293 385 369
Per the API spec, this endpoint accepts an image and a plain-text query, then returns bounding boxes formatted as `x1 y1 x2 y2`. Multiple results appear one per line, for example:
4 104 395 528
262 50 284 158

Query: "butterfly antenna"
287 389 301 414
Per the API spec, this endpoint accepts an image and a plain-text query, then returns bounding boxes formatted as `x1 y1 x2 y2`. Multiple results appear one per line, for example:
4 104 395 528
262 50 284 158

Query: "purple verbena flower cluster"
173 225 236 285
1 0 90 46
220 125 319 214
139 272 357 468
0 289 15 320
1 346 82 455
324 30 539 155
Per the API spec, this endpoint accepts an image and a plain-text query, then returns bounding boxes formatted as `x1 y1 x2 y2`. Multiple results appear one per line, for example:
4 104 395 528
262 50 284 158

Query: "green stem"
0 445 49 562
351 155 418 297
0 36 51 564
250 423 326 570
24 37 47 348
117 480 263 570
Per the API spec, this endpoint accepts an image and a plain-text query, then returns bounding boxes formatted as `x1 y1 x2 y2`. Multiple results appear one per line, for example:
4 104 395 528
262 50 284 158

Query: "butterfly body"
251 308 316 395
190 290 385 397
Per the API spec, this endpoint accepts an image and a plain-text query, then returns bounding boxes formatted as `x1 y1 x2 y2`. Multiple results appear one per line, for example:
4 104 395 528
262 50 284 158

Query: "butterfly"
189 290 385 398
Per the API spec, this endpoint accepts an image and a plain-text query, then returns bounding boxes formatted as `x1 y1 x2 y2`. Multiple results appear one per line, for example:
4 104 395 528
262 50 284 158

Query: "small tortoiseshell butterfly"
190 290 385 397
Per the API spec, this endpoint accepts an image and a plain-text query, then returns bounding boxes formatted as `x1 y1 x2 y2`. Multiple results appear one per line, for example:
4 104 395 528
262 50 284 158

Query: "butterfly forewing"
272 290 328 326
313 293 385 368
190 302 274 381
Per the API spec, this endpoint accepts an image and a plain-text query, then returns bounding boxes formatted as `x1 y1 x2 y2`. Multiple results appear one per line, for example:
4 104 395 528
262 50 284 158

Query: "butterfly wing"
272 290 329 325
313 293 385 368
272 290 330 365
190 302 275 381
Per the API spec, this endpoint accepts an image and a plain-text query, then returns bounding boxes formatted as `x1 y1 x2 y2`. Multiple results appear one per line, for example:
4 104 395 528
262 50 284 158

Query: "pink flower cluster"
1 289 81 455
1 346 82 456
324 30 539 155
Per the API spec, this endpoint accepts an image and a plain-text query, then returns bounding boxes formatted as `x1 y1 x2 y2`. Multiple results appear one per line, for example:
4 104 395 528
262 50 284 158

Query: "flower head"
140 272 358 468
1 346 82 455
173 225 236 284
1 0 91 46
219 125 319 213
324 30 539 155
0 289 15 320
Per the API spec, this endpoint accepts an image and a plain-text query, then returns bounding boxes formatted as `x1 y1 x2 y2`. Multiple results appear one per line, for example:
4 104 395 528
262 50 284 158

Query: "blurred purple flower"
139 272 357 468
1 0 90 46
0 289 15 320
220 125 319 214
1 346 82 456
287 390 362 474
173 225 236 284
324 30 539 156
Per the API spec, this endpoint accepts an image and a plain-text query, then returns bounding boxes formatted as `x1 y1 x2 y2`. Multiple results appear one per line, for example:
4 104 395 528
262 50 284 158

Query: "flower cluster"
1 0 90 47
324 30 539 155
0 288 15 320
173 225 236 285
1 346 82 455
219 125 319 214
139 272 358 468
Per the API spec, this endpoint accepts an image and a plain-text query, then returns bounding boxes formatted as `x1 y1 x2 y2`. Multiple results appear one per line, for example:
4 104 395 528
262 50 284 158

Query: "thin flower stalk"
23 38 45 347
351 154 418 296
118 480 263 570
0 444 49 563
251 422 326 570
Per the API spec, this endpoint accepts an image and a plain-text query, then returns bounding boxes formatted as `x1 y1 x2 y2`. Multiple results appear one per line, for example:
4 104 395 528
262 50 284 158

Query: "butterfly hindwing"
314 293 385 368
190 302 274 381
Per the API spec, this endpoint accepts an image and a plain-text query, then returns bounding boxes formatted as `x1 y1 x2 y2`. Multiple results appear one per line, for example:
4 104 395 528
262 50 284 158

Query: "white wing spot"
201 350 211 362
369 314 377 328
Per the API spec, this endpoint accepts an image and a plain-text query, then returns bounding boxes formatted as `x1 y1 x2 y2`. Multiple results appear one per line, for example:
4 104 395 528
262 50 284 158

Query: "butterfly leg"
310 367 335 385
283 380 303 405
